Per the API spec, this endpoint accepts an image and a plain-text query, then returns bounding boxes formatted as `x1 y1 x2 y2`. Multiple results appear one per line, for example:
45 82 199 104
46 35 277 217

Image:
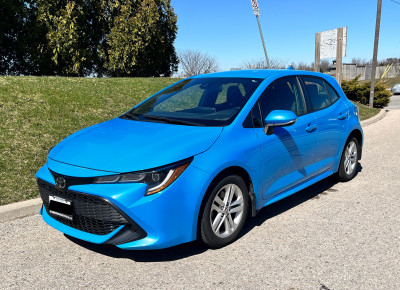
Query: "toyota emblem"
55 177 66 189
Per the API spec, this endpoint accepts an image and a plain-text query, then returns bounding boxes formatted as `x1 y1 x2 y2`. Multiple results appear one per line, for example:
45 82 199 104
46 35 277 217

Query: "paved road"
1 112 400 289
387 94 400 110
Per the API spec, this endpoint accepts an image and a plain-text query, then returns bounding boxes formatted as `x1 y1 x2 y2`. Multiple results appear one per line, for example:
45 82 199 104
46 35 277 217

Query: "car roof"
191 69 331 80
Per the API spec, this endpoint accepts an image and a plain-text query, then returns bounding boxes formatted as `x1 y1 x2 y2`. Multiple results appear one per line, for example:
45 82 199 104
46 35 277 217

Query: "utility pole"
250 0 270 68
336 27 344 86
369 0 383 108
314 32 321 72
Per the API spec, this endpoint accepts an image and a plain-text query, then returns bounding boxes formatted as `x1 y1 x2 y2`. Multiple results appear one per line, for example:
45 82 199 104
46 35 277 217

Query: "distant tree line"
242 58 288 70
239 59 331 73
351 57 400 67
0 0 178 77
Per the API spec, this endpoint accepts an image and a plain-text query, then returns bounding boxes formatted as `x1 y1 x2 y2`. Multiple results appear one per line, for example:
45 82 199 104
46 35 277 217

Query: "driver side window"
259 77 306 120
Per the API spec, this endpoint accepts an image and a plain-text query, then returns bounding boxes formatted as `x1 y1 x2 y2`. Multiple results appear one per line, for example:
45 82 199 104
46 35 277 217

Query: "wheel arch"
347 129 363 160
196 166 257 239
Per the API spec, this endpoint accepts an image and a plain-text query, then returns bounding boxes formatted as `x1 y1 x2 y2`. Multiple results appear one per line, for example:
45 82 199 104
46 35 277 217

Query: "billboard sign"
320 27 347 59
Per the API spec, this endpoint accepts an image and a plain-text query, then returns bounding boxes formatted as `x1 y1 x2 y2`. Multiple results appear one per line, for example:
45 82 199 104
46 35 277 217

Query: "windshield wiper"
121 112 139 121
143 114 202 126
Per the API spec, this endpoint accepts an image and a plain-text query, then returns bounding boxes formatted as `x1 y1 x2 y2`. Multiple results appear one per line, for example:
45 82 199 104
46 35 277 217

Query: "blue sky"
171 0 400 70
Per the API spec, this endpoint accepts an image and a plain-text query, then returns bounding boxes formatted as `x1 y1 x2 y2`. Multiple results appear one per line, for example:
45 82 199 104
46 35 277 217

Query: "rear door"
301 76 349 174
252 76 319 201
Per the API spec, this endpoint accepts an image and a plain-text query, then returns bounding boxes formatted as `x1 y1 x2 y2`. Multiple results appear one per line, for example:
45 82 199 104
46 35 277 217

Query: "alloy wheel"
209 184 244 238
344 140 358 175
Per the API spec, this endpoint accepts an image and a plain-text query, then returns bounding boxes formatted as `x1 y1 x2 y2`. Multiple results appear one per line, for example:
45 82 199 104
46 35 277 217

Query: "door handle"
305 124 317 132
337 112 347 120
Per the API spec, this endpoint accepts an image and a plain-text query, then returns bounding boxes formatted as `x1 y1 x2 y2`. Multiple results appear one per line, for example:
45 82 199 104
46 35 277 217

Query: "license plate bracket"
48 195 74 221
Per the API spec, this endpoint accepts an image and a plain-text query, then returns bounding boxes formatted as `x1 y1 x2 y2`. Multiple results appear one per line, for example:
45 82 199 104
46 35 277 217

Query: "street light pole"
369 0 383 108
251 0 270 68
255 14 270 68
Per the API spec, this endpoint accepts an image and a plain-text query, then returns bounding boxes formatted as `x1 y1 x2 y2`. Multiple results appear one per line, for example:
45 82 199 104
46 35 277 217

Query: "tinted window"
216 83 246 104
242 104 263 128
325 82 340 103
124 77 263 126
154 84 203 112
303 77 331 111
252 103 263 127
259 77 306 119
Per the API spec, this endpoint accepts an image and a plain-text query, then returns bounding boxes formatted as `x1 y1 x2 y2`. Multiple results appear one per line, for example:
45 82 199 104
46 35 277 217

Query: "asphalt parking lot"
387 93 400 110
1 109 399 289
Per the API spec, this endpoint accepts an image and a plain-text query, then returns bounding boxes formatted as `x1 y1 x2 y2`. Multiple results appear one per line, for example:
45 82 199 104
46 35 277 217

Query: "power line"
389 0 400 5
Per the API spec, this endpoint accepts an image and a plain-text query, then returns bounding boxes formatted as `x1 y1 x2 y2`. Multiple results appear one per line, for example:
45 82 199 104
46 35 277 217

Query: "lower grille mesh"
37 179 128 235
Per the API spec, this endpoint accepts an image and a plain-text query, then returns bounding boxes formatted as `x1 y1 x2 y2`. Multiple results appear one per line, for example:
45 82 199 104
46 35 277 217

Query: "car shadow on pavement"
239 163 362 239
65 234 208 262
66 164 362 262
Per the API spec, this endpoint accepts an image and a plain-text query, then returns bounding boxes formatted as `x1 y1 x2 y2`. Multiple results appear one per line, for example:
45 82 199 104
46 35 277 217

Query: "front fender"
191 126 263 210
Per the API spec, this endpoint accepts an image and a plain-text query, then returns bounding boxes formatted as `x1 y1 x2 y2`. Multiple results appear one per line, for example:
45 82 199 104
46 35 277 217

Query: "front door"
252 76 318 201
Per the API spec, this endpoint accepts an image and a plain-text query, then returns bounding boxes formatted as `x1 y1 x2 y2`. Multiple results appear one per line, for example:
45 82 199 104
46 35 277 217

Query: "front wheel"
200 175 249 249
336 137 359 182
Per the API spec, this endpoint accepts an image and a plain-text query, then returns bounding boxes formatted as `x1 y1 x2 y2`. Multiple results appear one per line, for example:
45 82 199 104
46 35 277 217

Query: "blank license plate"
48 195 74 221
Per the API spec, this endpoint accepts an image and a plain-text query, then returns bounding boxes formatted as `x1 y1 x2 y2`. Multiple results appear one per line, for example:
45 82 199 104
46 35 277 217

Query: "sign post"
336 27 344 86
250 0 270 68
314 32 321 72
315 27 347 85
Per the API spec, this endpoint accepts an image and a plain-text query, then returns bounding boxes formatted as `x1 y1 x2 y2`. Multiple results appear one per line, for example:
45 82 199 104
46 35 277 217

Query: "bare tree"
320 60 330 72
351 58 370 66
378 57 400 66
287 60 328 72
242 58 287 69
178 50 219 77
296 62 313 71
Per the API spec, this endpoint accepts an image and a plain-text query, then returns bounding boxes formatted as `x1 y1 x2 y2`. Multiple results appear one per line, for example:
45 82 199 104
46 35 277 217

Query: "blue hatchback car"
36 70 363 249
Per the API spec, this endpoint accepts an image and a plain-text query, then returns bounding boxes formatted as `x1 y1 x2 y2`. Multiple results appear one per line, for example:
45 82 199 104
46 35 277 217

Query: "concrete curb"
360 109 387 127
0 198 42 223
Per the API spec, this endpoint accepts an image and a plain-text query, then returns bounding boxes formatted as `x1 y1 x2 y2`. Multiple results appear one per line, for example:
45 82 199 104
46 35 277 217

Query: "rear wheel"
200 175 249 248
337 137 359 181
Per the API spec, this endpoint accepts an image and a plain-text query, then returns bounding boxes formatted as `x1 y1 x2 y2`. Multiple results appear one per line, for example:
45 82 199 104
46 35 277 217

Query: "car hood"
49 118 223 173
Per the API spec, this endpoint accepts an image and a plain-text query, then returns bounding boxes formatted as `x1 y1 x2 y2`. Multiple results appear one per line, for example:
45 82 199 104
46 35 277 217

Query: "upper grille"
37 179 128 235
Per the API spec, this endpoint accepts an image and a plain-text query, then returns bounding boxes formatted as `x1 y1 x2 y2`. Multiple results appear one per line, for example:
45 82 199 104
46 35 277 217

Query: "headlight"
93 157 193 195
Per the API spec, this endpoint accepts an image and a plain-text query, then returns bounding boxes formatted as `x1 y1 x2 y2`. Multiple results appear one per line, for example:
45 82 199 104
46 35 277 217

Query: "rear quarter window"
302 77 331 111
325 82 340 103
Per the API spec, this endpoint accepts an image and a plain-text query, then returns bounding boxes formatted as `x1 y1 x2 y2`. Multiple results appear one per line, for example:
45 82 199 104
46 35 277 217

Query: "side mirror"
264 110 297 135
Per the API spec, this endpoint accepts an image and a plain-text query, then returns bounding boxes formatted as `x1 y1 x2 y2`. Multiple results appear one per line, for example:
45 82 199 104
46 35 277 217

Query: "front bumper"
38 178 146 244
36 160 211 250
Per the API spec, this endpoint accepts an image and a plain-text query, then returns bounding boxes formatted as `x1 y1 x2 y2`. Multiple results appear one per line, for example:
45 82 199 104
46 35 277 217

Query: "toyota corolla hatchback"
36 70 363 249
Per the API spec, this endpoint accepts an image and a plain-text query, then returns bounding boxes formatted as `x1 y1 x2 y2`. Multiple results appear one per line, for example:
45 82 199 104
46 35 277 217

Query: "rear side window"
325 82 340 103
259 77 306 118
303 77 331 111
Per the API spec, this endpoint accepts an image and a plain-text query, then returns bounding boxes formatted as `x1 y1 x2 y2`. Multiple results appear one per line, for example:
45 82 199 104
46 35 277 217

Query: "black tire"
200 175 249 249
336 137 359 182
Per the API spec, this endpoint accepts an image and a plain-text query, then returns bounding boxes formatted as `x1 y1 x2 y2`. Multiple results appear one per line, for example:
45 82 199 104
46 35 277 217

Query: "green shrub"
341 75 391 108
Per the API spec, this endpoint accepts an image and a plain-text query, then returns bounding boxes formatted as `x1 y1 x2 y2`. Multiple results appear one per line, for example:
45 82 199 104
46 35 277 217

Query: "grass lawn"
0 76 382 205
0 76 178 205
380 76 400 89
360 76 400 90
352 101 381 121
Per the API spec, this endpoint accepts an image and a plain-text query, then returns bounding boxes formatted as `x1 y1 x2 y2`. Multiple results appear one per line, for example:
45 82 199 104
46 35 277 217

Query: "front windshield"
121 77 263 126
